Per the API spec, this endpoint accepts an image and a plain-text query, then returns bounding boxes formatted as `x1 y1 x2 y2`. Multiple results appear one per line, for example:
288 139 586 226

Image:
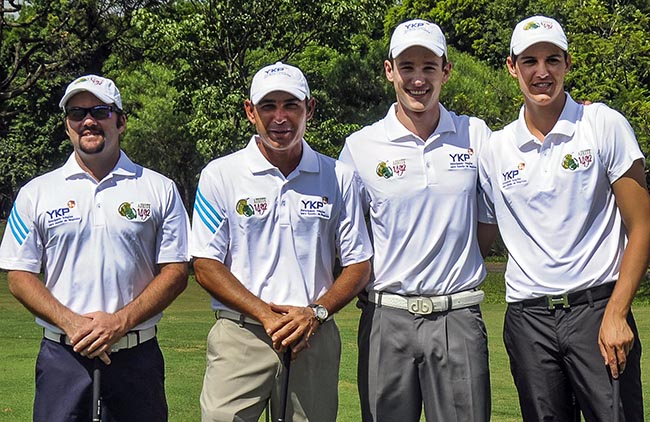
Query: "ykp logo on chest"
449 148 476 170
299 196 332 219
501 162 527 188
45 200 81 228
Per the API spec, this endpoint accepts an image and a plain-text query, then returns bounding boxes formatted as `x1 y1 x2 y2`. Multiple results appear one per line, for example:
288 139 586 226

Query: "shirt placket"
424 136 440 186
539 138 555 190
93 181 107 227
278 181 290 227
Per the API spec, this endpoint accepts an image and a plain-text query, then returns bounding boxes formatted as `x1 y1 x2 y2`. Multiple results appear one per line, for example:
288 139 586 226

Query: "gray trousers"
504 295 643 421
357 301 491 422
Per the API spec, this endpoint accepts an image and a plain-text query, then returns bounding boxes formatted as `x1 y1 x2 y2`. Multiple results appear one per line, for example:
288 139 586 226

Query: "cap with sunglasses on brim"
249 62 310 105
59 75 123 111
389 19 447 59
510 16 568 56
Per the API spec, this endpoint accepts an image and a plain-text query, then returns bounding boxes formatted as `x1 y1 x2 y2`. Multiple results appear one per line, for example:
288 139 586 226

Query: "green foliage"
0 76 70 205
443 47 520 130
110 62 199 208
2 0 649 207
1 0 167 200
566 1 650 152
112 0 394 165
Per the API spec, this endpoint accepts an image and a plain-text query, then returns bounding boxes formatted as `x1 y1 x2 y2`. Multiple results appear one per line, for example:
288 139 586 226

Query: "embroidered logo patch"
448 148 476 170
45 199 82 228
501 162 528 188
376 159 407 179
236 197 268 217
118 202 151 222
299 196 332 219
561 149 593 171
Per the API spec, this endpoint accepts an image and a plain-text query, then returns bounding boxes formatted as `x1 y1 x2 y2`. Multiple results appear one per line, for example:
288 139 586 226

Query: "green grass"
1 271 649 421
0 216 647 420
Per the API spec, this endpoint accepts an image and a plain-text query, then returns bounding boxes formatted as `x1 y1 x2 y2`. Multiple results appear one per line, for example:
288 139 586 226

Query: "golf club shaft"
612 357 620 422
277 347 291 422
92 365 102 422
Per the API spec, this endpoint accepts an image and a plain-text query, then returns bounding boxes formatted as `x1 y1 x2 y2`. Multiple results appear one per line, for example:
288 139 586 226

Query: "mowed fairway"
0 269 649 421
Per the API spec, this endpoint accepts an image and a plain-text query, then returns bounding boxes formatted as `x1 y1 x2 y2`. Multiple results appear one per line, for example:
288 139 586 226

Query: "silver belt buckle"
407 297 434 314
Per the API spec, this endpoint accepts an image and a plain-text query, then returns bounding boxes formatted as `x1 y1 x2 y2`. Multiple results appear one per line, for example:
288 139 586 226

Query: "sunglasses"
65 105 116 121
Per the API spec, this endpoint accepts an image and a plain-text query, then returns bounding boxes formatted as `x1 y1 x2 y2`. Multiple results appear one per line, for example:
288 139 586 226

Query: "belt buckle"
546 294 570 310
407 297 434 315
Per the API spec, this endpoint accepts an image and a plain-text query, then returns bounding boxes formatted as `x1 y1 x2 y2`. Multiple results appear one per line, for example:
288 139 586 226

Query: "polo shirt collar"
245 135 319 176
384 102 457 143
514 92 580 148
62 150 137 180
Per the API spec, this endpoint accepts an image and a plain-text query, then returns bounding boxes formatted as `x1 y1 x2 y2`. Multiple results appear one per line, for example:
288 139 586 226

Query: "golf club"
277 347 291 422
92 361 102 422
612 357 620 422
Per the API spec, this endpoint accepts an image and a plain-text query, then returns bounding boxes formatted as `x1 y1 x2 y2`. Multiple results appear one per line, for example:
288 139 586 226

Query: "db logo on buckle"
407 297 434 315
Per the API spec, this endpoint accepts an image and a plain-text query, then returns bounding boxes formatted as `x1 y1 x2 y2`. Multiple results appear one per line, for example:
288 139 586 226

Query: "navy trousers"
34 337 167 422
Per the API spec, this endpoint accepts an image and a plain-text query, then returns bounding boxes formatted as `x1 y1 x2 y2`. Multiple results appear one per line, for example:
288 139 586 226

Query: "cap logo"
266 67 283 74
405 22 426 30
524 20 554 31
74 76 104 86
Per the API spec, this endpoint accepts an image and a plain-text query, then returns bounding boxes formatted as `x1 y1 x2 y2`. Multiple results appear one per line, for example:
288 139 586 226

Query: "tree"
117 0 393 164
384 0 650 152
111 62 198 209
0 0 167 202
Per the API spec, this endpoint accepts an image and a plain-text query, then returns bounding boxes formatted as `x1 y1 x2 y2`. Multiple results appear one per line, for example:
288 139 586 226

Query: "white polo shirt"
0 151 191 332
339 103 491 295
190 137 373 310
478 94 644 302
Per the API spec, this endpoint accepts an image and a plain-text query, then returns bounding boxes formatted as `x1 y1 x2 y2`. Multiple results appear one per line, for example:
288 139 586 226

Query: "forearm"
598 160 650 376
7 270 79 332
477 222 498 259
115 262 189 332
607 159 650 318
605 230 650 319
314 260 371 314
193 258 274 324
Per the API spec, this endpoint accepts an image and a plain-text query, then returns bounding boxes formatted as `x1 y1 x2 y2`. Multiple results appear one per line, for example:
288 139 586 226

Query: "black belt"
516 282 615 310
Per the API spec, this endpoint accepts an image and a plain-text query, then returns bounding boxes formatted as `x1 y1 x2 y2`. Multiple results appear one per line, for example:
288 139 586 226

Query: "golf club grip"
92 367 101 422
612 378 620 422
277 348 291 422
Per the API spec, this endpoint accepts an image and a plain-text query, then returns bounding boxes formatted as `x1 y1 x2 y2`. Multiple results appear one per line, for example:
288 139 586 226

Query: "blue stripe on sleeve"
8 203 29 245
194 188 223 234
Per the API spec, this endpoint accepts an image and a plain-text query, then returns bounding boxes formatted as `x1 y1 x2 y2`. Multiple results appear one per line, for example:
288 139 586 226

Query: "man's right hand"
263 303 318 356
63 313 115 365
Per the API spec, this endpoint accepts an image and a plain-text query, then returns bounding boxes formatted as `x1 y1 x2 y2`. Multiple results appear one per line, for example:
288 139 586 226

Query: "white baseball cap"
510 16 568 56
249 62 310 105
389 19 447 59
59 75 122 110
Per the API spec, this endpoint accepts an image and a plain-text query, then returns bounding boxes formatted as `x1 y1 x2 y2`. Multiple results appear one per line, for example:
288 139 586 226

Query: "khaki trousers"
201 317 340 422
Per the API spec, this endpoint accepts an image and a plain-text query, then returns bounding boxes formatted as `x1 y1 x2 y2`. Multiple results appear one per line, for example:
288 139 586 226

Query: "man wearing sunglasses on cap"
0 74 190 421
